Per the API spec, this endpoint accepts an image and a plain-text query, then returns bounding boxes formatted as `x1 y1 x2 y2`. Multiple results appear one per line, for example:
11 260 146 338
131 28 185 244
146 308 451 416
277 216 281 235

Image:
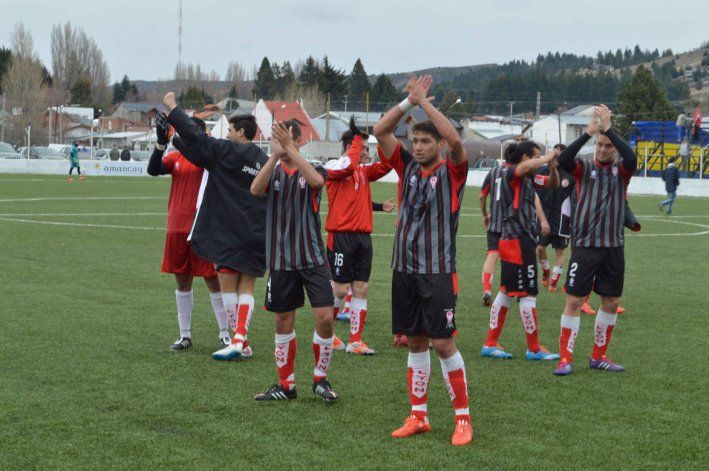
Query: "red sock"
275 333 296 390
484 292 511 347
407 351 430 419
559 315 580 362
312 332 334 383
592 309 617 360
348 298 367 343
482 272 493 292
520 297 540 352
440 352 470 422
234 294 254 341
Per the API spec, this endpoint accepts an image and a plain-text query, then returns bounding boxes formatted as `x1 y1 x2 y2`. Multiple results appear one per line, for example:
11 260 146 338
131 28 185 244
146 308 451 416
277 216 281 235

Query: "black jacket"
662 165 680 193
167 107 269 276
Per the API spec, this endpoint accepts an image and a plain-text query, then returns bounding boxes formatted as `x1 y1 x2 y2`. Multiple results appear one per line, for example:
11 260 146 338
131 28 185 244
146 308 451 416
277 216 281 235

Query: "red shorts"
161 232 216 277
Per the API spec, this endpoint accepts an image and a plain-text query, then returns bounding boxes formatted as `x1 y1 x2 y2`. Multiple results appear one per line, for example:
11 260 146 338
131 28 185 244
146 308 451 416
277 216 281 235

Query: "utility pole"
48 107 52 144
535 91 541 119
325 92 331 141
58 106 63 144
557 106 562 144
365 92 370 130
508 101 514 134
344 95 348 113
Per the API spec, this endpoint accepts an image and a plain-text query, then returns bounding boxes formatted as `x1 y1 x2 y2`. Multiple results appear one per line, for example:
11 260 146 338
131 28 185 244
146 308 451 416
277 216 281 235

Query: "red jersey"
163 151 204 233
325 135 392 233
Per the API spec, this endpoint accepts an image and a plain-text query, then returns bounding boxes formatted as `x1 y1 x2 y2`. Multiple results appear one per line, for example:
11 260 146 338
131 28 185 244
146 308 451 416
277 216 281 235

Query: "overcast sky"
1 0 707 82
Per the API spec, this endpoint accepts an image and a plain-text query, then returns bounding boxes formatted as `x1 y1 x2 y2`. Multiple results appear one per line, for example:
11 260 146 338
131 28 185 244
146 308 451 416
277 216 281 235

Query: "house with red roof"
252 99 320 142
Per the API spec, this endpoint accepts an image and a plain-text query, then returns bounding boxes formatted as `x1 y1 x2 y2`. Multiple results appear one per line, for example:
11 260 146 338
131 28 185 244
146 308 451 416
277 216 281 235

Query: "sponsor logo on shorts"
445 308 455 329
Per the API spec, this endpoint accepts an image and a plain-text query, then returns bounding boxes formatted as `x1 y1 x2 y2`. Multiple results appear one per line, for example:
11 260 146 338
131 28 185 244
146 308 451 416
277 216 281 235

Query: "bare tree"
51 22 110 106
2 22 49 145
299 84 326 116
225 61 246 84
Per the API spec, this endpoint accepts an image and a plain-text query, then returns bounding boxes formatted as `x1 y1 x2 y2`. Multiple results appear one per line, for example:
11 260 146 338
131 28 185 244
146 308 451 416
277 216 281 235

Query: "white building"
525 105 596 148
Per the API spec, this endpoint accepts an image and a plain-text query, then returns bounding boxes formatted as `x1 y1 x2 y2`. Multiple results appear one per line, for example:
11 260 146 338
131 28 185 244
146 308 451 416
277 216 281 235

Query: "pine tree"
320 56 346 98
347 58 371 109
253 57 276 99
617 65 675 133
371 74 400 107
299 55 321 89
277 61 296 96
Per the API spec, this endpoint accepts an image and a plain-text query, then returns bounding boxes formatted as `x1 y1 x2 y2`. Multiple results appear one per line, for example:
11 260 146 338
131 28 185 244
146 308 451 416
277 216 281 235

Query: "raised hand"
155 112 171 145
586 108 602 135
597 104 612 132
162 92 177 111
349 116 369 140
271 122 294 149
407 75 434 106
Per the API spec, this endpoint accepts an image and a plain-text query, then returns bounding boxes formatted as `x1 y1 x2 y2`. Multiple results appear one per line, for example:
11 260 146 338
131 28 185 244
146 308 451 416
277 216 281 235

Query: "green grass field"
1 174 707 469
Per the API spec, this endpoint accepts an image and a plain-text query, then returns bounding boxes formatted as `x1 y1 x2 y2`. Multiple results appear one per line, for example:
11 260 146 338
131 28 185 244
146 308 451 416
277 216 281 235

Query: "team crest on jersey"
561 178 569 188
273 180 281 191
612 166 618 176
409 174 417 186
533 174 545 186
590 170 597 179
430 176 438 189
256 162 261 170
299 176 306 188
444 308 455 329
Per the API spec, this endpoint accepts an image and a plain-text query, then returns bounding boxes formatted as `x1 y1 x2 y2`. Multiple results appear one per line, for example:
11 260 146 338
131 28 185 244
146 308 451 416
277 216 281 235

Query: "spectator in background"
120 145 131 161
659 156 680 215
676 112 687 141
110 144 119 161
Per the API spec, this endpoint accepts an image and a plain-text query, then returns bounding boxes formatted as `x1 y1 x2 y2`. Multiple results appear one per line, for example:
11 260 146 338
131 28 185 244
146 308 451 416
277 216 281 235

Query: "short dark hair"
191 117 207 132
553 143 567 151
228 114 257 140
412 120 442 141
669 156 678 163
504 140 541 164
341 130 353 151
282 119 302 140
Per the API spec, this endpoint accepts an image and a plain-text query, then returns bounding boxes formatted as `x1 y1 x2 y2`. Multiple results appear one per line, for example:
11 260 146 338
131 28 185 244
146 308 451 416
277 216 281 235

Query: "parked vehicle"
94 149 111 160
472 158 500 170
0 141 22 159
22 146 65 160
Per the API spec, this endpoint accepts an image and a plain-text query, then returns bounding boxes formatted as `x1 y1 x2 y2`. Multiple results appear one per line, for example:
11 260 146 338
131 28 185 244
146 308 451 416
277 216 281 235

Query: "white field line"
0 196 165 203
1 214 708 238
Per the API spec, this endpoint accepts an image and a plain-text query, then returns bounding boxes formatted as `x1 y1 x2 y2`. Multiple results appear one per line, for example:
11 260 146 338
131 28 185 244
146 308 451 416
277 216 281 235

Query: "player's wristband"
156 143 166 151
398 98 414 113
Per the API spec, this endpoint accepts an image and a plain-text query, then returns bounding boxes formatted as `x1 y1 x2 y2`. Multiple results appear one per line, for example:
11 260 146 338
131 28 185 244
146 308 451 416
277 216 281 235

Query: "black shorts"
265 264 334 313
487 231 501 252
565 247 625 298
392 271 458 339
327 232 373 283
499 235 538 297
537 234 569 250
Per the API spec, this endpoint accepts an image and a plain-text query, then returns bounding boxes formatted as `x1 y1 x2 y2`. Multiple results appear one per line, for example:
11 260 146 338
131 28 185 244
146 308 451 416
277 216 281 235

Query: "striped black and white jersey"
480 165 505 233
378 142 468 274
571 159 632 248
266 162 329 271
499 165 539 242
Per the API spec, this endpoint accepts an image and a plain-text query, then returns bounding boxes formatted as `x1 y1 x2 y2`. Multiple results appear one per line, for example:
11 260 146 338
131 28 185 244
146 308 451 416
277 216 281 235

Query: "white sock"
313 332 334 379
334 295 345 314
540 259 550 270
175 290 193 338
560 315 581 354
222 292 239 338
209 292 229 339
408 351 431 414
552 266 563 277
594 309 617 347
490 292 512 329
349 297 367 339
519 296 538 334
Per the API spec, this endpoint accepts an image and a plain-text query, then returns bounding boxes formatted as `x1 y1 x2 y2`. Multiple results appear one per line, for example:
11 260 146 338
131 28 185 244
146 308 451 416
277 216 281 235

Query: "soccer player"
250 120 338 403
67 141 84 181
479 162 504 306
325 117 393 355
480 141 561 361
553 105 635 376
161 92 269 360
374 75 472 446
147 117 230 350
535 144 574 292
